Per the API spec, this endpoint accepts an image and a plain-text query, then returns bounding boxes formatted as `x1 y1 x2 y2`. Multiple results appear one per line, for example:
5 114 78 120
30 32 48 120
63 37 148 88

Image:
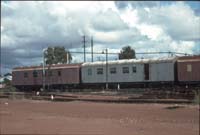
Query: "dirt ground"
0 98 199 135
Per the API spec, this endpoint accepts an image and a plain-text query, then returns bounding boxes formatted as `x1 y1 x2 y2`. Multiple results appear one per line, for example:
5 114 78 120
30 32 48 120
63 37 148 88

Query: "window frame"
122 67 129 74
58 70 61 76
97 68 103 75
24 72 28 78
187 64 192 72
110 67 117 74
48 71 53 77
88 68 92 76
45 71 47 76
33 70 38 78
132 66 137 73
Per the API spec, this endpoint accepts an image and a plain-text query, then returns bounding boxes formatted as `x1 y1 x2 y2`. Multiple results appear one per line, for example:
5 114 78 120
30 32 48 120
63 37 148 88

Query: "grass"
0 86 26 99
193 90 200 105
0 86 16 93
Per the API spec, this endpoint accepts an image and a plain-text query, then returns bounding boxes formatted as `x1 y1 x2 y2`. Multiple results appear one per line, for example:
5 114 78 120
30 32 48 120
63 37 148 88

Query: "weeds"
193 90 200 105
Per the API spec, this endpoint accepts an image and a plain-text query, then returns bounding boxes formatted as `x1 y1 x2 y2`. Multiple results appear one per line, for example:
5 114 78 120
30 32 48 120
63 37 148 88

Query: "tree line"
44 46 136 65
44 46 72 65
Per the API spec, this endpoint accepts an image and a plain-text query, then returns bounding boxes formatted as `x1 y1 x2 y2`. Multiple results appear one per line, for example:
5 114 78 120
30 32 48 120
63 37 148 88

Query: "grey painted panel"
81 61 175 83
150 62 174 81
82 63 144 83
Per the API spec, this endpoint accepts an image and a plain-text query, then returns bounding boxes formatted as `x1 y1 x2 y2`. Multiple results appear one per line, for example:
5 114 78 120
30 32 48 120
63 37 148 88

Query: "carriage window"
58 70 61 76
48 71 53 76
24 72 28 78
110 67 116 74
33 70 38 77
132 66 137 73
123 67 129 74
97 68 103 75
187 64 192 72
88 68 92 76
45 71 47 76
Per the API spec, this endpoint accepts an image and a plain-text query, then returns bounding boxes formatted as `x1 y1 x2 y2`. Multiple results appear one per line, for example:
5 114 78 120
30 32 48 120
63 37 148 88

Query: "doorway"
144 64 149 80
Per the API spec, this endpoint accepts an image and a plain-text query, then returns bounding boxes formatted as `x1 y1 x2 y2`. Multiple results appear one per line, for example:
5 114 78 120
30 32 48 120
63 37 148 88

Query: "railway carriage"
177 56 200 85
12 64 81 90
81 57 177 88
12 56 200 91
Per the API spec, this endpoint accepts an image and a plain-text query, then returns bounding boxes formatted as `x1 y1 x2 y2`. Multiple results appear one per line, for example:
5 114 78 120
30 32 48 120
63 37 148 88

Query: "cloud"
114 1 200 55
136 2 200 41
116 1 200 41
1 1 200 74
91 9 128 32
91 28 148 46
115 1 160 9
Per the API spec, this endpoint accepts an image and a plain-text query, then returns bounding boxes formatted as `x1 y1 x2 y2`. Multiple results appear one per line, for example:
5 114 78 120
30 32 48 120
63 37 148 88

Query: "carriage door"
144 64 149 80
33 70 38 85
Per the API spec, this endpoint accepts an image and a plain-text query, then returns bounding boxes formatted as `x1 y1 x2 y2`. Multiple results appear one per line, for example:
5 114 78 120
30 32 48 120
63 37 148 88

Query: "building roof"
178 55 200 60
82 56 177 66
13 63 82 72
177 55 200 62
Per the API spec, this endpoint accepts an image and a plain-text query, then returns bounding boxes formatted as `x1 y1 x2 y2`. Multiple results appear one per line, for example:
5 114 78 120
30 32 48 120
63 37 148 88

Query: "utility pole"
91 36 94 62
106 48 108 90
82 35 86 62
66 52 69 64
42 48 47 91
102 48 108 89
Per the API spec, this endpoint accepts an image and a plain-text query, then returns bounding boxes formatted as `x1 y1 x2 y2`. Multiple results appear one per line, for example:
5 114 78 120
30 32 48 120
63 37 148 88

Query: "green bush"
3 78 11 86
1 86 16 93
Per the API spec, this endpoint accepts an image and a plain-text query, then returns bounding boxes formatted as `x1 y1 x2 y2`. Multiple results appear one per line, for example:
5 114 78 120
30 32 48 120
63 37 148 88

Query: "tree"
4 73 12 76
44 46 72 65
3 78 11 86
45 47 54 65
118 46 136 59
44 46 72 90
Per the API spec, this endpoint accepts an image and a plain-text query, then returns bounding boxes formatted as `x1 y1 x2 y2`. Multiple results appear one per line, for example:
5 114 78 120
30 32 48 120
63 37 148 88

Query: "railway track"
0 91 195 104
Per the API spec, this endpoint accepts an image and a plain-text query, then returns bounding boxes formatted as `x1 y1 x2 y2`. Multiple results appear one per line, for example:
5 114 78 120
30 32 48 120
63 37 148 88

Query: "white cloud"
1 1 200 74
92 9 128 32
169 41 195 53
136 24 163 40
119 7 139 27
137 2 200 41
1 34 17 48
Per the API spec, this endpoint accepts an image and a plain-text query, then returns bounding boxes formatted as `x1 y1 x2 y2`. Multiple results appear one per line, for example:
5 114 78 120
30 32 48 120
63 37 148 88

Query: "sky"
1 1 200 74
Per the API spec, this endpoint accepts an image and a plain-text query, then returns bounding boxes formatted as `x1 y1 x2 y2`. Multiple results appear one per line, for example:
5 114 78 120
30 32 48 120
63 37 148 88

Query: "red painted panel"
177 56 200 82
12 64 81 86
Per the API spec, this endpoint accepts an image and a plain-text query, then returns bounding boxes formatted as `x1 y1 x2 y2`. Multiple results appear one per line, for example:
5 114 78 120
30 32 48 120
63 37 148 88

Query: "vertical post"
42 49 46 91
105 49 108 90
83 35 86 62
91 36 93 62
66 52 69 64
117 83 120 90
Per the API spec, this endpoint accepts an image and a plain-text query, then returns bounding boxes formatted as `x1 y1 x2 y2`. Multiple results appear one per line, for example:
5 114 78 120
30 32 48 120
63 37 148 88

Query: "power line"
69 51 192 55
91 36 93 62
82 35 86 62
